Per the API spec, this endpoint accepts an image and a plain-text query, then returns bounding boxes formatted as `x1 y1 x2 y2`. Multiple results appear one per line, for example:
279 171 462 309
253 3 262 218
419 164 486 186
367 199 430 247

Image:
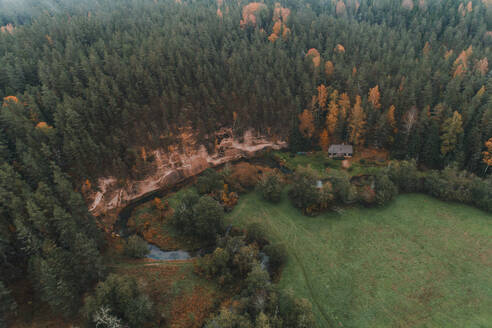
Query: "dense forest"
0 0 491 326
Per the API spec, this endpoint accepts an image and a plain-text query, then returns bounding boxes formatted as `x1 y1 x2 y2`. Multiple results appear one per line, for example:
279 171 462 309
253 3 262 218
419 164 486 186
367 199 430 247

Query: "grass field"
272 150 384 177
227 192 492 328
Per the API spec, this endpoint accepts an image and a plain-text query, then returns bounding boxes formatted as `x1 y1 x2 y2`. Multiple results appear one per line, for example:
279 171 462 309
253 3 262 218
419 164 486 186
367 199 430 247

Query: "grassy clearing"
227 192 492 327
272 150 382 177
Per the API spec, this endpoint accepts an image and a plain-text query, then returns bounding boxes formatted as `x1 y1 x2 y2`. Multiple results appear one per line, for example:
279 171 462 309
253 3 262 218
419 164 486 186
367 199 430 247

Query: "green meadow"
228 192 492 327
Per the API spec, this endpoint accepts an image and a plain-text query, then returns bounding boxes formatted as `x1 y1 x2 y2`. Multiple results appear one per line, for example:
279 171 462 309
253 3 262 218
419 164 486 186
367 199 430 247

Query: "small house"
328 144 353 158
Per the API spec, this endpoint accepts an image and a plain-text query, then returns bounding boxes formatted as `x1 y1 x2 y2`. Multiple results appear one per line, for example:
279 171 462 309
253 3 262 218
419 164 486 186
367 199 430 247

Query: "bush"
124 235 149 258
279 290 316 328
288 166 334 214
423 166 492 212
196 168 223 195
358 185 376 205
198 236 258 285
331 174 358 204
244 263 272 296
172 190 200 233
83 274 153 328
193 195 226 241
224 162 263 193
470 177 492 212
246 223 267 246
374 174 398 206
173 191 224 241
256 172 283 203
263 243 287 273
387 160 422 193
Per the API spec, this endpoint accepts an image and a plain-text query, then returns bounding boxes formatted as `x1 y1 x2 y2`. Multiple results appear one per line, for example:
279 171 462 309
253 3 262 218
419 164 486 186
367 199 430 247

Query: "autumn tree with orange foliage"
324 60 334 76
453 45 473 77
319 128 329 151
348 95 366 147
482 138 492 174
317 84 328 110
240 2 267 28
306 48 321 67
334 44 345 53
153 197 166 220
298 109 315 138
338 92 350 121
35 122 53 130
2 96 19 106
368 85 381 109
326 90 339 136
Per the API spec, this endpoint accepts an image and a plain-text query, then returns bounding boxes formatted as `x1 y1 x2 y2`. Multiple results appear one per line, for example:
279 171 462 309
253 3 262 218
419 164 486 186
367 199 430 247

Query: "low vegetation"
173 191 225 242
83 274 153 328
123 235 149 259
256 171 284 203
228 192 492 327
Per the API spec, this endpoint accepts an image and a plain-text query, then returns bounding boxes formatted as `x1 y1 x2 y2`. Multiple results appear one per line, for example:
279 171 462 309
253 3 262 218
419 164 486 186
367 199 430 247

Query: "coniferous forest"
0 0 491 327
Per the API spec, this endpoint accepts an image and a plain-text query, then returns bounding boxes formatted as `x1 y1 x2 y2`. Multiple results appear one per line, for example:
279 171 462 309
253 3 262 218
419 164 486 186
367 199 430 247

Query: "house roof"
328 144 353 153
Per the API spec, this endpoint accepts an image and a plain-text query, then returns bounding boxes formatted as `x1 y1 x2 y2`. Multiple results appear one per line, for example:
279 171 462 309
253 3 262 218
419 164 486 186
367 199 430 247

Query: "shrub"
173 192 224 241
374 174 398 206
196 168 223 195
205 309 252 328
470 177 492 212
279 290 316 328
244 263 272 296
193 195 225 241
124 235 149 258
387 160 422 193
331 174 358 204
358 185 376 205
256 172 283 203
83 274 153 328
288 166 333 214
246 223 267 246
172 190 200 234
198 236 258 285
423 166 492 212
225 162 263 193
263 243 288 273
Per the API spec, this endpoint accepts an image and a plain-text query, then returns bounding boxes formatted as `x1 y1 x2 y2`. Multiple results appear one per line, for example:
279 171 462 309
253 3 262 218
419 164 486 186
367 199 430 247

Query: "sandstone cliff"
86 129 286 216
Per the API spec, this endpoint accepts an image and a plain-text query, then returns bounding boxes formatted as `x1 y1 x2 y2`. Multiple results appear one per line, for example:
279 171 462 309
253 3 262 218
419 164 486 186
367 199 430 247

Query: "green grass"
227 192 492 328
272 151 382 177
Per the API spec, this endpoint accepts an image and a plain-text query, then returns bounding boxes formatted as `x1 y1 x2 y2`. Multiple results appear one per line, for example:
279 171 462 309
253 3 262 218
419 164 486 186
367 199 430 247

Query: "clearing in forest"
228 193 492 327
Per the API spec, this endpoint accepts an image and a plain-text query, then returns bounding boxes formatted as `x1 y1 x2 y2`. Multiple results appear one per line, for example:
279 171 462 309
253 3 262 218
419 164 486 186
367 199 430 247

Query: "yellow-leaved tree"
482 137 492 174
338 92 350 121
387 105 397 134
325 60 334 77
368 85 381 109
319 128 330 151
317 84 329 110
326 90 339 136
298 109 315 138
348 95 366 147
